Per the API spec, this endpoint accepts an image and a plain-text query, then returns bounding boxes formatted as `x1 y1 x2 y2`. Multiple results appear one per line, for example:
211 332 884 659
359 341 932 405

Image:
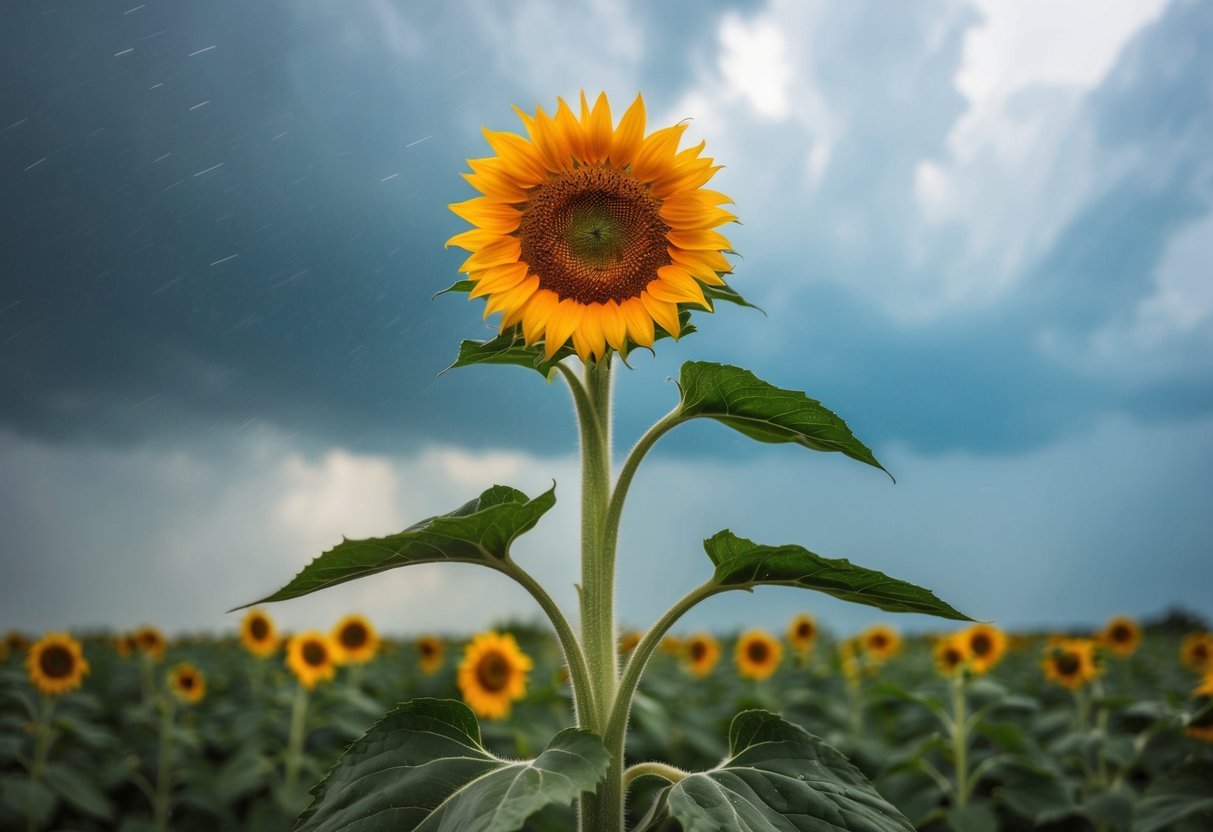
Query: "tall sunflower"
1042 639 1101 690
786 613 817 656
1180 632 1213 672
416 635 444 675
683 633 722 678
168 662 206 704
735 630 782 681
331 614 379 665
1098 615 1142 658
27 633 90 696
859 624 902 662
447 92 737 363
933 635 970 677
240 609 279 658
961 624 1007 675
286 631 338 690
457 632 533 720
132 625 166 661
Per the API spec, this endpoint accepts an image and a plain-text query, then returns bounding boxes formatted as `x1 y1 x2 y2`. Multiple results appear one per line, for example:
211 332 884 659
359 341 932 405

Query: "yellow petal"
669 246 733 279
531 106 575 172
463 158 531 202
554 97 588 165
659 199 737 230
544 299 585 359
610 94 646 169
600 301 628 351
520 289 560 344
666 228 731 252
460 236 521 272
481 129 548 185
449 197 522 234
578 303 608 361
468 262 529 299
654 158 721 200
654 265 709 307
620 298 655 347
483 275 539 319
631 123 688 183
445 228 503 252
641 291 682 337
584 92 613 165
571 327 594 363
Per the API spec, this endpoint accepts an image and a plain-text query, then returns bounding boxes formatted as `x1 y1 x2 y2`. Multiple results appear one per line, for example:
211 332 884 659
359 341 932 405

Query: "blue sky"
1 0 1210 639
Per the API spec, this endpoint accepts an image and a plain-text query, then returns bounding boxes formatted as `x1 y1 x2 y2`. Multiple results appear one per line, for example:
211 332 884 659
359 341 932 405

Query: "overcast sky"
2 0 1210 639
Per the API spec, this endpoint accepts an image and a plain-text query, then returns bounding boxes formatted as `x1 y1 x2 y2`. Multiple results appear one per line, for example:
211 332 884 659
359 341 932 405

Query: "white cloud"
717 13 793 120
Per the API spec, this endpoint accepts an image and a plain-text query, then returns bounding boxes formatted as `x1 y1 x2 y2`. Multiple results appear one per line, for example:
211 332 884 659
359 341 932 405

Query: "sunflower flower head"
1180 632 1213 672
447 92 738 364
133 625 167 662
1042 638 1102 690
286 631 338 690
457 631 533 720
735 630 783 681
168 662 206 704
859 624 902 663
240 609 279 658
331 614 379 665
416 635 444 675
933 634 971 677
962 624 1007 675
1189 672 1213 743
683 633 721 678
27 633 90 697
786 613 818 656
1098 615 1142 658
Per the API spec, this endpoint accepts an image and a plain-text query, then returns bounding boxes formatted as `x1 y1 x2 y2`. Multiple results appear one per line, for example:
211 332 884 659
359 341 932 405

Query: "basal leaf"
297 698 609 832
676 362 890 478
704 530 971 621
235 485 555 609
634 710 915 832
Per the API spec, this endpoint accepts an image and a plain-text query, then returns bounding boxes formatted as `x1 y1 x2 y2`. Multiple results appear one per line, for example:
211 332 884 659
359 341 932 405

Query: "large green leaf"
234 485 555 609
1132 761 1213 832
704 530 971 621
676 362 890 478
297 698 609 832
634 710 915 832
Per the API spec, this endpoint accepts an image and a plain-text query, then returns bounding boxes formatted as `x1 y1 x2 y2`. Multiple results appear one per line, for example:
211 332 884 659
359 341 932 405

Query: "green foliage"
297 699 609 832
236 485 556 608
634 710 916 832
704 530 971 620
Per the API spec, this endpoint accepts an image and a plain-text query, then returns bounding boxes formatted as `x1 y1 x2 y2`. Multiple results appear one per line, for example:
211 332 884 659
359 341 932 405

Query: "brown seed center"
518 166 670 304
971 633 992 656
1055 652 1081 676
420 640 437 658
871 634 888 649
1111 625 1131 643
250 617 269 641
796 622 813 639
340 623 368 649
746 640 770 664
690 641 708 662
180 673 196 690
302 641 328 667
40 645 75 679
475 651 511 693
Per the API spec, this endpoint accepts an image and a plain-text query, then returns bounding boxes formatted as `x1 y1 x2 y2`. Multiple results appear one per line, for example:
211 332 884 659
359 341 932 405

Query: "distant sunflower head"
331 614 379 665
786 613 818 655
27 633 90 696
114 633 135 658
860 624 902 662
286 631 337 690
457 632 533 720
416 635 444 675
447 91 737 363
1180 632 1213 672
1098 615 1142 658
168 662 206 704
133 626 166 661
1042 639 1101 690
934 635 971 677
240 609 279 658
6 631 30 654
1188 672 1213 743
618 630 642 655
735 630 782 681
659 635 683 655
683 633 721 678
962 624 1007 675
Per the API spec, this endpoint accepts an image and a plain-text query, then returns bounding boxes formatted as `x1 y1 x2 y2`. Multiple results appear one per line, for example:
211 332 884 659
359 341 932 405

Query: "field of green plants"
2 615 1211 832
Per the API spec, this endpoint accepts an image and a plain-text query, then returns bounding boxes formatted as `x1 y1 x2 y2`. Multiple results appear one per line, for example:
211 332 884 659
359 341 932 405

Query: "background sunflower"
457 631 532 720
168 661 206 704
683 633 721 678
286 631 338 690
240 609 279 658
27 632 90 696
331 614 379 665
734 630 782 681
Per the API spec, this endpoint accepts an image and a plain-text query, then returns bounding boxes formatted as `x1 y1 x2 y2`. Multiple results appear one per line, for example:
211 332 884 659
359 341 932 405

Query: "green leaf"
0 776 57 825
676 362 890 478
433 279 475 299
704 530 972 621
945 802 998 832
234 485 555 609
43 763 113 820
990 759 1074 824
634 710 916 832
1132 761 1213 832
702 282 764 314
297 698 609 832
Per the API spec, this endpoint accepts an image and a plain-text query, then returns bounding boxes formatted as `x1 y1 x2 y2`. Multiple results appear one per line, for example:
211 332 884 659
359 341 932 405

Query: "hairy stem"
623 761 690 790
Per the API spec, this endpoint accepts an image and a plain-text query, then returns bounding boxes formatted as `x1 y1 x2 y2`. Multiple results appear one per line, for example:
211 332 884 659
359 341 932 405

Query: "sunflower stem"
283 683 310 799
153 693 176 832
950 673 969 809
622 761 689 790
25 695 54 832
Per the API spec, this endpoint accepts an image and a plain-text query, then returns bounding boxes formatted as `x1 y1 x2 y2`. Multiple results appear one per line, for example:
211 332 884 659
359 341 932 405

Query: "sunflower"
683 633 721 678
859 624 902 662
786 613 818 656
132 625 166 661
1042 639 1101 690
240 608 279 658
618 630 642 655
1187 672 1213 743
457 632 533 720
735 630 782 681
331 614 379 665
416 635 444 675
961 624 1007 675
114 633 135 658
933 635 971 676
286 631 338 690
659 634 683 655
1097 615 1142 658
168 662 206 704
27 633 90 696
447 91 737 363
1180 632 1213 672
6 631 30 654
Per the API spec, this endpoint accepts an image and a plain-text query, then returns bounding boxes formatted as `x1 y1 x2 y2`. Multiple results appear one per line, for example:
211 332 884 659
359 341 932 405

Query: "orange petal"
481 129 548 186
579 303 608 361
445 228 503 252
460 236 521 272
659 199 737 230
554 97 588 166
648 272 708 308
583 92 613 165
531 106 575 172
641 291 682 337
483 275 539 319
449 197 522 234
544 299 585 359
463 158 530 202
610 94 646 169
520 289 560 344
468 262 529 299
600 301 628 351
619 298 655 347
631 123 688 183
669 246 733 278
666 228 732 251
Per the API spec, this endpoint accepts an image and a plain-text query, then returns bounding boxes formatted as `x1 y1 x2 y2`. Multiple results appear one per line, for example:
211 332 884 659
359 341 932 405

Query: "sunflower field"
2 612 1212 832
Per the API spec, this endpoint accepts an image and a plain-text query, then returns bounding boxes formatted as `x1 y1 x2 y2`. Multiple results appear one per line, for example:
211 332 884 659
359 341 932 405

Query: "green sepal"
296 699 610 832
701 280 764 314
704 530 972 620
232 485 555 609
676 362 891 479
432 279 475 299
633 709 915 832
